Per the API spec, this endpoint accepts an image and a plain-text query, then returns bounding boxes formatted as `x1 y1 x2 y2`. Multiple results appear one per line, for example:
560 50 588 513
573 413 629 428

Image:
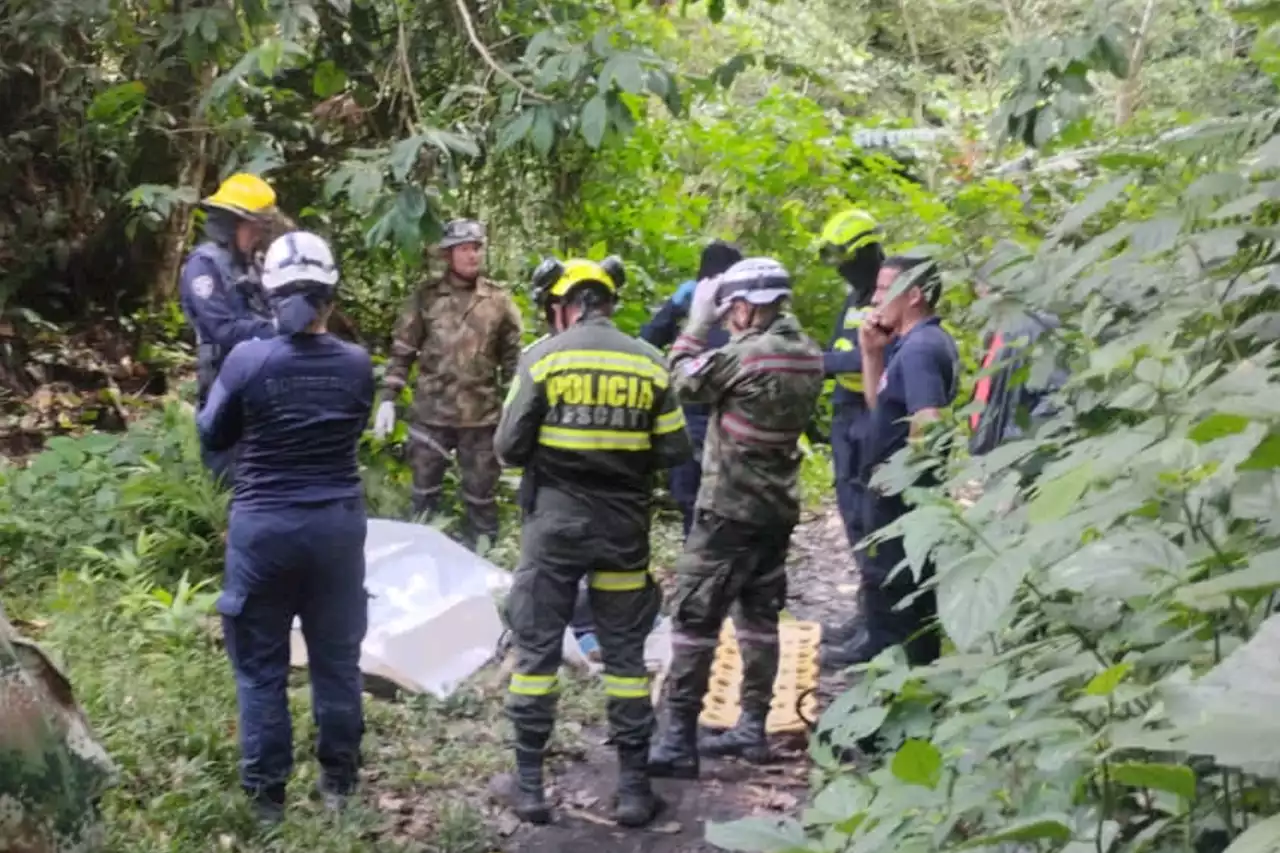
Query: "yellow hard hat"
202 173 277 220
818 208 881 264
532 256 625 306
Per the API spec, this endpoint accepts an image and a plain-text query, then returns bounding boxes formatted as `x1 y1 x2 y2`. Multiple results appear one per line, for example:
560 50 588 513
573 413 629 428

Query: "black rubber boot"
613 746 663 828
821 615 864 647
248 785 286 827
820 626 877 673
513 748 551 825
317 776 354 813
699 709 771 764
648 710 700 779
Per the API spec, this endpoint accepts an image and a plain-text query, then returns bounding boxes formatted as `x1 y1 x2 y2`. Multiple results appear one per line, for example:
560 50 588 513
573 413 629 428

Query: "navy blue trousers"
831 410 868 550
218 498 369 797
858 492 940 666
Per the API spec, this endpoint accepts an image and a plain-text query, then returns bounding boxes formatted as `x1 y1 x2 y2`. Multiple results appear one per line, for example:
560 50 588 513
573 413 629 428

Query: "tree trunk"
1115 0 1157 127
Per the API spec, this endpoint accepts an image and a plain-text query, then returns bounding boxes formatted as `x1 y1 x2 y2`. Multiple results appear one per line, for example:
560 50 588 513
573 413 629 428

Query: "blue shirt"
862 317 958 479
179 242 275 354
197 334 375 510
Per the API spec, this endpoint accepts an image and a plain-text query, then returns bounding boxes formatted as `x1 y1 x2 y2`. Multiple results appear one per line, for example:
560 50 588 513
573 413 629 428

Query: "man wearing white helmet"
197 231 374 824
648 257 825 778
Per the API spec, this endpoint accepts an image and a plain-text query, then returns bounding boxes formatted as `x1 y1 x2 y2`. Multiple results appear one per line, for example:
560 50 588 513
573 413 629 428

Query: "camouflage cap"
439 219 487 250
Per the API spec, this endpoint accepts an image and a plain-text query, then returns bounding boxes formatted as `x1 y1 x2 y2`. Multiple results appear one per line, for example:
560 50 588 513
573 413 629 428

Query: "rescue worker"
648 257 825 778
179 172 281 484
1 601 117 851
848 255 958 668
814 208 891 659
818 209 885 546
495 256 692 828
639 239 744 538
197 231 374 823
373 219 523 551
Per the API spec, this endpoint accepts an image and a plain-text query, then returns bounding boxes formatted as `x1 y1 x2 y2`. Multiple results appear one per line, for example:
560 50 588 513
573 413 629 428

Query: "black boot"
699 709 771 764
648 710 699 779
317 775 354 813
248 785 285 827
822 614 864 647
820 628 878 673
614 746 663 828
513 748 551 825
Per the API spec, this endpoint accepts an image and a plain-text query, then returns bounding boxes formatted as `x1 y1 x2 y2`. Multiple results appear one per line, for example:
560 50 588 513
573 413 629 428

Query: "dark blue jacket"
824 290 872 418
197 334 375 511
638 296 729 444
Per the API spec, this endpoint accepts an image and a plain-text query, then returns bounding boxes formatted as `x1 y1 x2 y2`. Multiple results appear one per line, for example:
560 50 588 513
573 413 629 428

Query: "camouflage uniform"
0 607 117 851
381 274 523 544
495 316 691 812
651 311 824 774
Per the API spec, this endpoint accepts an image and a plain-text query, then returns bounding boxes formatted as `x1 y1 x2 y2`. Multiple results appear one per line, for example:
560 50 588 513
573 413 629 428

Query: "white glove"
687 276 727 333
373 401 396 439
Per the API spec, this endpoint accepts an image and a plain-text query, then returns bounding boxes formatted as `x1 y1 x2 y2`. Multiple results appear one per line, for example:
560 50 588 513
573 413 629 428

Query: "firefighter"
373 219 523 550
814 208 891 660
495 256 692 828
648 257 825 778
178 172 280 483
197 231 375 823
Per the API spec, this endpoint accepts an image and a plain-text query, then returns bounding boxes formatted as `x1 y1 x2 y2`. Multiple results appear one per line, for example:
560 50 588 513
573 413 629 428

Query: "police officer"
1 602 117 851
179 172 280 484
639 240 744 538
854 255 959 668
648 258 825 778
495 256 692 828
197 231 375 823
373 219 523 550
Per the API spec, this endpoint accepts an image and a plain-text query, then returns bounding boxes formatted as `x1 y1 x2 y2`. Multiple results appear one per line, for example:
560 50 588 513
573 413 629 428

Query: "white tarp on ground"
289 518 512 699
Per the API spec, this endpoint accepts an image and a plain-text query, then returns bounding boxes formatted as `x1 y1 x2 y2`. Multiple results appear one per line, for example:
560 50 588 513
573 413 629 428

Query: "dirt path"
491 504 858 853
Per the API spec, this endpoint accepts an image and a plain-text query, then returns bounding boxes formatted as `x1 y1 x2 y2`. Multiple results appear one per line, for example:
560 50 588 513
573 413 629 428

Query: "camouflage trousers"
664 510 794 718
407 423 500 546
505 509 660 756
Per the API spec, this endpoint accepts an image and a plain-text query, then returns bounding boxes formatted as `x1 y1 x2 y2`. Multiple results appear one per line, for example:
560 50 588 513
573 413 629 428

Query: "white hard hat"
262 231 340 293
715 257 793 307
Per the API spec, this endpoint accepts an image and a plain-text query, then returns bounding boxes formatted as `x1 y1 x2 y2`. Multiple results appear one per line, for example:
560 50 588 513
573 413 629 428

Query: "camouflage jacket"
0 611 117 852
381 275 524 427
670 314 824 527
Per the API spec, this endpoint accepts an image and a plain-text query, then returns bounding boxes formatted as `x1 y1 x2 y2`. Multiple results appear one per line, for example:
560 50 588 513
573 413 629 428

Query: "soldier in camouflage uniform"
648 257 825 778
496 256 692 828
373 219 524 549
1 603 117 851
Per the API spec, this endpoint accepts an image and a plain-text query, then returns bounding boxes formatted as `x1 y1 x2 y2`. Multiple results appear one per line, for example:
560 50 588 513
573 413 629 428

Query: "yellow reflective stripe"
837 374 864 392
510 673 560 696
604 674 651 699
529 350 668 388
654 408 687 435
590 570 650 592
539 426 651 452
831 337 864 391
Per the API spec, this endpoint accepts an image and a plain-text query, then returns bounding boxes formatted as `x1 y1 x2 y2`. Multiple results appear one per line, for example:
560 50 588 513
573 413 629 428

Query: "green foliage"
706 103 1280 853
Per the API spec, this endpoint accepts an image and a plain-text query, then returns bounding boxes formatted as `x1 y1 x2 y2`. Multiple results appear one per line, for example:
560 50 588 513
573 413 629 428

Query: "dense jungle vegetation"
6 0 1280 850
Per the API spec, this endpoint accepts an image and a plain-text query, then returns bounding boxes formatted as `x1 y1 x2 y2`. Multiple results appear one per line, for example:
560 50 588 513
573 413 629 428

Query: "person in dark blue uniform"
197 230 374 824
814 209 890 660
827 255 958 670
180 173 280 484
638 239 743 538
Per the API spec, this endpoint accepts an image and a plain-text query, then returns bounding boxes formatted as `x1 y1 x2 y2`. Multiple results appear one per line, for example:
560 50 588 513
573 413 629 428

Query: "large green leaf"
890 738 942 789
581 95 608 148
704 816 809 852
1029 462 1093 524
1221 814 1280 853
1108 762 1197 799
960 816 1074 848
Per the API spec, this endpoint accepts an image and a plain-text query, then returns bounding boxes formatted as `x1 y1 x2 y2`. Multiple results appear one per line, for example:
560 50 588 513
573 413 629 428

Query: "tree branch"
451 0 549 102
1115 0 1157 126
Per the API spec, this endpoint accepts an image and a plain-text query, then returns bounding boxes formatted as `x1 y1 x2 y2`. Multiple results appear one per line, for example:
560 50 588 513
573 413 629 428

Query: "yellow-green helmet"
818 209 881 265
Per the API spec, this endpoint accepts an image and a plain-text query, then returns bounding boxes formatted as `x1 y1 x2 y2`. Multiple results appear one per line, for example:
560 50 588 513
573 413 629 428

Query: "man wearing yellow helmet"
179 172 280 483
495 256 691 829
814 208 889 658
